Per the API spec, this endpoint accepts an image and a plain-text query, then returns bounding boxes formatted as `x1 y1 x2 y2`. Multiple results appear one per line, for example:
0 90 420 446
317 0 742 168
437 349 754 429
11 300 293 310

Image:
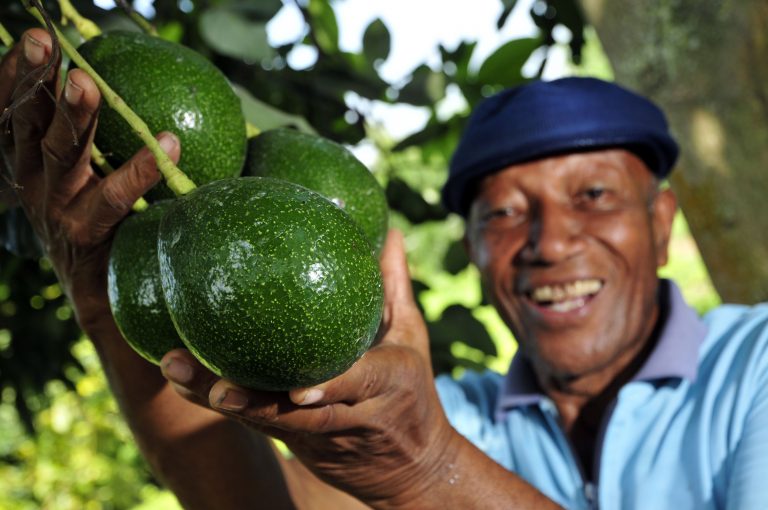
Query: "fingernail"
297 388 324 405
162 358 193 385
215 389 248 411
158 133 177 154
24 34 46 66
64 78 83 106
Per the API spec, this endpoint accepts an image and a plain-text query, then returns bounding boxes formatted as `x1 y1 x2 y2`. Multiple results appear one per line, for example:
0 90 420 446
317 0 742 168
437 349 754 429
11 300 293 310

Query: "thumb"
90 132 178 228
377 229 429 357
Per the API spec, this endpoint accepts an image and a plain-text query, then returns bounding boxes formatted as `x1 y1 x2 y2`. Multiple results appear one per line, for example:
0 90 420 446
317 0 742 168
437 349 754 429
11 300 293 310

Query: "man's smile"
526 279 604 313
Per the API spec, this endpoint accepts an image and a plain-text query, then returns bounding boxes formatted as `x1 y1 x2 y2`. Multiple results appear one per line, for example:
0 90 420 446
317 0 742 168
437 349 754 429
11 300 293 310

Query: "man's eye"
584 187 605 200
481 207 525 229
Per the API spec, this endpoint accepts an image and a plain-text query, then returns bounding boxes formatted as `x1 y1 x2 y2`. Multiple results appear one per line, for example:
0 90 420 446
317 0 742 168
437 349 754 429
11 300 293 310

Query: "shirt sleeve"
435 371 514 470
725 316 768 509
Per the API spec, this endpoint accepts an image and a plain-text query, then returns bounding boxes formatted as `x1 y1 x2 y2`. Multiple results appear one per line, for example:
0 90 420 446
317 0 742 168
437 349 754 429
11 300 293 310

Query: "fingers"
88 132 176 233
160 348 221 408
207 379 359 434
287 345 418 407
288 357 382 407
377 229 430 356
0 39 21 127
380 229 417 312
11 30 59 178
42 69 101 204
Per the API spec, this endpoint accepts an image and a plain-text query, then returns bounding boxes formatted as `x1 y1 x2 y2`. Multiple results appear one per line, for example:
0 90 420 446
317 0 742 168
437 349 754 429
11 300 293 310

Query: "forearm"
78 303 297 509
378 430 562 510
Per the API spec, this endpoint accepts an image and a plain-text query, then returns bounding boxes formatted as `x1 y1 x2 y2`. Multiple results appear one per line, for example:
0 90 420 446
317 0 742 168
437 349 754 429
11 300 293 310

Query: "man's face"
465 149 677 380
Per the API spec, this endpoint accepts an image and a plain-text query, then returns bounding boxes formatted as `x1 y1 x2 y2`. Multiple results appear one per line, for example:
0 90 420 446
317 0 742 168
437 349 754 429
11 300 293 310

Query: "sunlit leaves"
362 18 390 65
307 0 339 54
477 37 541 88
199 7 273 62
233 84 316 134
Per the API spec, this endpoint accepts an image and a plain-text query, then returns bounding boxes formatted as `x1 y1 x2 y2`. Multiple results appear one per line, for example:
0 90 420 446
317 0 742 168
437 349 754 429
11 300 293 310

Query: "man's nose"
517 203 585 265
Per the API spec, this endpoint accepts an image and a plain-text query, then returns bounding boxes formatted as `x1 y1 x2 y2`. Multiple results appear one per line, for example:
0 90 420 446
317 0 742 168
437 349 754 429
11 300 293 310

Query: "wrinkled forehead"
471 148 657 207
442 77 678 218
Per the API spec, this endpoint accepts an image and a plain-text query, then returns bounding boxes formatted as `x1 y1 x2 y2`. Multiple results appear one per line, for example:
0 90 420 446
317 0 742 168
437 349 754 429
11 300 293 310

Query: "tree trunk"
581 0 768 304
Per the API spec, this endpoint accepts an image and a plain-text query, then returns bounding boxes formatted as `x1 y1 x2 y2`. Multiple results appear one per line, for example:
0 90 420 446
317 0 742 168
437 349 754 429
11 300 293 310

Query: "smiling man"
435 78 768 508
4 29 768 509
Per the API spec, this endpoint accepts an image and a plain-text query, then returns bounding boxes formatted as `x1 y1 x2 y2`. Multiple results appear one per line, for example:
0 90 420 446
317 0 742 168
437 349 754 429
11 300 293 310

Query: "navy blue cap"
442 77 679 217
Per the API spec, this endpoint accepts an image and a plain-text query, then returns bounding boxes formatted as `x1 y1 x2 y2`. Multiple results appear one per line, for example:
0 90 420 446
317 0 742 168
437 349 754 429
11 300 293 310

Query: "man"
2 29 767 509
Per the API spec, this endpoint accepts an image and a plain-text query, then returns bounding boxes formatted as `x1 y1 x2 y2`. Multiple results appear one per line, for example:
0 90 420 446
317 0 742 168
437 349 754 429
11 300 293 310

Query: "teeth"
550 297 587 313
530 279 602 304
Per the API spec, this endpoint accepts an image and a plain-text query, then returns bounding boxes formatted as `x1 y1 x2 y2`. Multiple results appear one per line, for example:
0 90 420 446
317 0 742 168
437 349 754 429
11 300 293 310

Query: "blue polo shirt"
436 280 768 509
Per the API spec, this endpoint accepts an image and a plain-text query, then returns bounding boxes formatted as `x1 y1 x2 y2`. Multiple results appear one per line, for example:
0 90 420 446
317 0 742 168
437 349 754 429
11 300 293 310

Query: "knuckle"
100 179 134 214
248 402 281 424
312 404 336 432
40 136 77 169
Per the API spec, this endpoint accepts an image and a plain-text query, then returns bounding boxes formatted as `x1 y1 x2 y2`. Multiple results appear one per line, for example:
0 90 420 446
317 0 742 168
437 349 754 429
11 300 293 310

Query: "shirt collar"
495 279 708 416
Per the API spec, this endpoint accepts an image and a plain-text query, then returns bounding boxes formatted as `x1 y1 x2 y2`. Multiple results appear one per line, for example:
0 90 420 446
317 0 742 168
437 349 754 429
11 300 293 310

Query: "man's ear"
652 187 678 268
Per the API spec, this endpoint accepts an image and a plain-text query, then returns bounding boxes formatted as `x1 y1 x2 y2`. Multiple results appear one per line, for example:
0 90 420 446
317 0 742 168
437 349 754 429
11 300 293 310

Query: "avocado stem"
246 121 261 139
58 0 101 40
115 0 158 37
27 4 198 197
90 143 114 174
0 21 13 47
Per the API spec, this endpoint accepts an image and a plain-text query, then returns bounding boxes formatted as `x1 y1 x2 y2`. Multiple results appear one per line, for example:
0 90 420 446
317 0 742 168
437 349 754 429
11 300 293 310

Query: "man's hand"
162 230 460 508
0 30 307 510
0 28 177 329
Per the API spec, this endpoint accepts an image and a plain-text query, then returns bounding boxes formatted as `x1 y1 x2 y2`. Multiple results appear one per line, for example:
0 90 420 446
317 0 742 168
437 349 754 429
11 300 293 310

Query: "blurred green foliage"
0 0 720 507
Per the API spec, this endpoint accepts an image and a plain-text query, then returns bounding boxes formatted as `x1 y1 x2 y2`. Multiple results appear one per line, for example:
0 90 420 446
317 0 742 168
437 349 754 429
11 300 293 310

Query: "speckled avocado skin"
244 129 388 255
157 177 384 391
76 31 246 201
108 201 184 364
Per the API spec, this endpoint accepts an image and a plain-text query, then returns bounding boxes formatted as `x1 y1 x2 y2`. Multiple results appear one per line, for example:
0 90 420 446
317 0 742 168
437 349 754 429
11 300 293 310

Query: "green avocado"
243 129 388 255
157 177 384 391
76 31 246 200
107 201 184 364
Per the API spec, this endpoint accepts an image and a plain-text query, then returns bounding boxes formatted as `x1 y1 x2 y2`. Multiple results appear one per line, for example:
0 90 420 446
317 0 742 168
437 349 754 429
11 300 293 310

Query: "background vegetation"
0 0 720 508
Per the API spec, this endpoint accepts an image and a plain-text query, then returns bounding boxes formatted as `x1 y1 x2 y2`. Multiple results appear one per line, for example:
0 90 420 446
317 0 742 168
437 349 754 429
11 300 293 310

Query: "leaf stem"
27 3 197 196
58 0 101 40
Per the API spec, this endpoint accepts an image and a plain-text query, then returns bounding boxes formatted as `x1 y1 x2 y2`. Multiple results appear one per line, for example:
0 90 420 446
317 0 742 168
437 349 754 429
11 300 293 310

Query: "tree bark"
581 0 768 304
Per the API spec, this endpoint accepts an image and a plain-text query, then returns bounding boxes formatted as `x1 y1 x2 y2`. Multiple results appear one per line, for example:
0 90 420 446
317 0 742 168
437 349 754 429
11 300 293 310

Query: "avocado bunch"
99 32 388 390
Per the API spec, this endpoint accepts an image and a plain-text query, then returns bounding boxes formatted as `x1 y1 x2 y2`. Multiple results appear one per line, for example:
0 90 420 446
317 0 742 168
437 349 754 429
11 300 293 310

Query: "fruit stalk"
115 0 158 37
58 0 101 40
26 2 198 197
246 122 261 139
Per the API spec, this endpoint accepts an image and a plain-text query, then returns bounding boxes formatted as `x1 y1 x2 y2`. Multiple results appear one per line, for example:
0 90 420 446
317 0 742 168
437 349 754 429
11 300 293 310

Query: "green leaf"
362 18 391 64
497 0 520 29
199 7 274 62
222 0 284 21
439 41 477 85
308 0 339 54
232 84 316 134
443 239 470 275
428 304 497 356
397 64 446 106
476 37 541 88
385 178 447 224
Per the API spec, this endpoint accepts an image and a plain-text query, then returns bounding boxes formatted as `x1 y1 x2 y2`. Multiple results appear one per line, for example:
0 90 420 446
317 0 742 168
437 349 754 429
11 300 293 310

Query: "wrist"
369 421 464 510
